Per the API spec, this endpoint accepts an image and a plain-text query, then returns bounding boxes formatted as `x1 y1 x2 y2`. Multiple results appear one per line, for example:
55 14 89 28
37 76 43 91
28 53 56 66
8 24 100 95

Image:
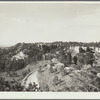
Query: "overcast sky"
0 2 100 46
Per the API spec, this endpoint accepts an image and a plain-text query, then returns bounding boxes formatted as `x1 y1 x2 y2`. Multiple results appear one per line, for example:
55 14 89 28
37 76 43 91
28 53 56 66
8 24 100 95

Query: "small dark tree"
84 52 94 66
66 52 72 65
79 47 85 53
73 56 78 65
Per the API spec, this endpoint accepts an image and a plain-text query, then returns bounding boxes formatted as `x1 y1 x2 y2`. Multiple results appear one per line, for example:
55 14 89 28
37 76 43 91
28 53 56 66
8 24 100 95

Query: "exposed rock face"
11 51 28 61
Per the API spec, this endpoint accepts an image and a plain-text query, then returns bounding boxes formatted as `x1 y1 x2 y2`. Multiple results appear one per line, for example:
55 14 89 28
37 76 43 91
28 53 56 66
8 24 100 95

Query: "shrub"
66 52 72 65
53 76 63 86
43 84 50 91
79 47 85 53
25 82 41 92
49 66 57 73
0 77 24 91
49 66 54 73
84 52 94 66
53 76 59 85
22 69 30 77
77 53 85 65
0 77 42 91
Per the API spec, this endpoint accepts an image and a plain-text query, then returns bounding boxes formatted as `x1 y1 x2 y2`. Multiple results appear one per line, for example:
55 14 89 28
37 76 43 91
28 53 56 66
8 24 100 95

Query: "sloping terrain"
21 51 100 92
0 42 100 91
37 60 99 92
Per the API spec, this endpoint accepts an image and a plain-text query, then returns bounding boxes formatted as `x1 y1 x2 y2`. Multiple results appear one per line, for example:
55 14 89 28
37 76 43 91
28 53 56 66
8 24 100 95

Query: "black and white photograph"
0 1 100 94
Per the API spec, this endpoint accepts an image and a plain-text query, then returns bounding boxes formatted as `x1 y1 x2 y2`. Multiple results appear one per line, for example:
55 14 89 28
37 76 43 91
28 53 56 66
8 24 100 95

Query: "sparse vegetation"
22 69 30 78
0 42 100 91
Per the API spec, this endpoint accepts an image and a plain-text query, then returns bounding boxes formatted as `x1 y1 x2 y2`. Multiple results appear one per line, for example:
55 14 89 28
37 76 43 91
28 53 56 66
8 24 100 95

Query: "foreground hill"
21 50 100 92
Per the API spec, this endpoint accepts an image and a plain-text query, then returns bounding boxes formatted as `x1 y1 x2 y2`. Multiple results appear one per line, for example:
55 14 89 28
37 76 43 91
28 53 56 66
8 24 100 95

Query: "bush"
49 66 57 73
66 52 72 65
53 76 59 85
79 47 85 53
22 69 30 77
84 52 94 66
0 77 41 91
43 84 50 92
0 77 24 91
25 82 41 92
77 53 85 65
49 66 54 73
53 76 63 86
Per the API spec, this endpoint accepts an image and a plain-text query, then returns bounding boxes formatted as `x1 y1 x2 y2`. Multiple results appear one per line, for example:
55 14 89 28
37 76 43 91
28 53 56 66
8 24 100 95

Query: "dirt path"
21 70 39 88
